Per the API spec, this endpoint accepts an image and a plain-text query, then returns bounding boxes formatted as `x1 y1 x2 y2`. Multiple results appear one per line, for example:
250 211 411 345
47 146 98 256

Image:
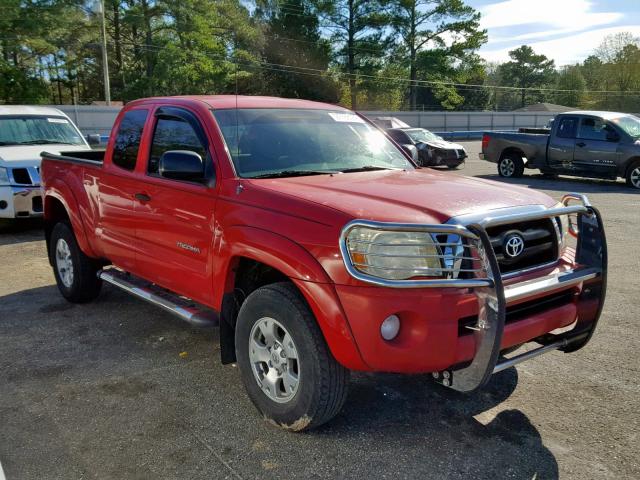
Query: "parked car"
480 110 640 189
41 96 607 431
386 127 467 169
0 106 97 222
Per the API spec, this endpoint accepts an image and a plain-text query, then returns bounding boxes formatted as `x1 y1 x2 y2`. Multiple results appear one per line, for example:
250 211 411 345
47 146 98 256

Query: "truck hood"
249 168 556 224
0 144 90 168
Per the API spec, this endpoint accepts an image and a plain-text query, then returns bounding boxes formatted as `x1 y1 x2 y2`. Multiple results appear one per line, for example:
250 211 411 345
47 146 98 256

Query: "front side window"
556 118 577 139
578 117 610 141
148 117 207 175
112 109 148 171
0 116 85 146
213 108 413 178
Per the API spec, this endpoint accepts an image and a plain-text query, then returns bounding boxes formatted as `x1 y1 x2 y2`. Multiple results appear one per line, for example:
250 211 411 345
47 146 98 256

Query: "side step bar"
99 269 218 328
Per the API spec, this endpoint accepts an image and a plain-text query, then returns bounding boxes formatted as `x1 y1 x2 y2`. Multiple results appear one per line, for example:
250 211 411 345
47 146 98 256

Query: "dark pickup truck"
480 111 640 189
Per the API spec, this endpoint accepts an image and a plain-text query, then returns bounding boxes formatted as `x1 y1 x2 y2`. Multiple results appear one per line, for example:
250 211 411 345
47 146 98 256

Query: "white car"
0 106 93 221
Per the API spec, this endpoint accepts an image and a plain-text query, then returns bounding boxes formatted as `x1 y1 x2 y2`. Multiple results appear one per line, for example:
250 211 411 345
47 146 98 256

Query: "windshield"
213 108 413 178
611 115 640 138
406 129 440 143
0 115 85 146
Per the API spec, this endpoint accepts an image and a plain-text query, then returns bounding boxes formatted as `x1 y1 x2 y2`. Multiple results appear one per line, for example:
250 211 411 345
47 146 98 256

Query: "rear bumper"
336 194 606 391
0 185 44 219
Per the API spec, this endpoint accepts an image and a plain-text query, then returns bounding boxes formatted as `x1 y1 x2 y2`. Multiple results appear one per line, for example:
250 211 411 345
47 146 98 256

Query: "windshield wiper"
18 139 76 145
249 169 340 179
339 165 396 173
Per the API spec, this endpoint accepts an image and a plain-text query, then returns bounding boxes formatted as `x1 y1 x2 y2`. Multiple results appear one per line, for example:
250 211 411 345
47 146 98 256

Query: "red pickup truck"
41 96 607 431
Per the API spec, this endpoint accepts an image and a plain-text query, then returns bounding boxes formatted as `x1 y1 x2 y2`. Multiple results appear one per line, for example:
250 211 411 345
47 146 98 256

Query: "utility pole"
98 0 111 105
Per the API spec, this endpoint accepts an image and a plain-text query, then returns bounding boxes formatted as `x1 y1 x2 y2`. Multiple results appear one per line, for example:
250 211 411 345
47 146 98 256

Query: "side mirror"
401 144 419 162
86 134 101 146
159 150 204 181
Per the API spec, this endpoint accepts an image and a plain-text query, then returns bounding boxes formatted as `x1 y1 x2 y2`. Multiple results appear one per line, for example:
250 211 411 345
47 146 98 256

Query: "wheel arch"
623 156 640 178
214 227 366 371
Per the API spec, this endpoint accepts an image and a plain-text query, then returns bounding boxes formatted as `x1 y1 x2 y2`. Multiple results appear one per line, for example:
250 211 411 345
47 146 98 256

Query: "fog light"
380 314 400 341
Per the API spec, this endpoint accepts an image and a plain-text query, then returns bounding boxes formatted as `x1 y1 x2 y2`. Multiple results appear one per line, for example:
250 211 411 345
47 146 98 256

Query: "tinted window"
388 130 410 143
556 118 577 139
578 117 609 141
112 109 148 170
148 117 207 175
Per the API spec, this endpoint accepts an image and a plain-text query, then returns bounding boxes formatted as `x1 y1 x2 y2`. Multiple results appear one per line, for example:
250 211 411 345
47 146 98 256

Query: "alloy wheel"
249 317 300 403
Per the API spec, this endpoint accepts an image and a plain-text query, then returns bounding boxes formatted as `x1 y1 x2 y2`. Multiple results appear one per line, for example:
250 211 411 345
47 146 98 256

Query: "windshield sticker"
47 117 69 124
328 112 364 123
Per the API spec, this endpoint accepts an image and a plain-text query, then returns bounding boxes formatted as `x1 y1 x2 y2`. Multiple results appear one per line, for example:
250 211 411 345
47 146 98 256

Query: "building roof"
0 105 67 116
128 95 347 111
513 103 578 113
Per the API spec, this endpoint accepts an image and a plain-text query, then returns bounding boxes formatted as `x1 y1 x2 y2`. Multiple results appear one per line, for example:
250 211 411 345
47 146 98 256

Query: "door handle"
576 142 586 148
135 193 151 202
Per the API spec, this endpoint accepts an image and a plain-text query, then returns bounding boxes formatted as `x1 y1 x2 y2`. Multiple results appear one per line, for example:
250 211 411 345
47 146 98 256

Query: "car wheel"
235 282 349 431
447 161 464 170
626 160 640 189
498 154 524 178
50 222 102 303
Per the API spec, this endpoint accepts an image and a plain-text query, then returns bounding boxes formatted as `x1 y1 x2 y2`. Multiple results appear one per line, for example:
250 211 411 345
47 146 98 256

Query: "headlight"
345 226 443 280
0 167 9 186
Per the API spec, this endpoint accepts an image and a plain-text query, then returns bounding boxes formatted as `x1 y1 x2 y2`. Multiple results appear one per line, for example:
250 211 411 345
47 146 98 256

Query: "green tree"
256 0 338 101
319 0 388 109
555 65 586 107
498 45 556 108
388 0 485 110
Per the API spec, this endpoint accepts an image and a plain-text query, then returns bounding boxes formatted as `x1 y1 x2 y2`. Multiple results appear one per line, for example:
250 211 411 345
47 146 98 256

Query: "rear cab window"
111 109 148 171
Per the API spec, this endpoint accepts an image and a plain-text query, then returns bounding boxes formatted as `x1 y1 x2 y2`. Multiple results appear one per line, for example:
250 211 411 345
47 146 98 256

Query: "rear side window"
148 117 207 175
556 118 577 139
388 130 410 144
112 109 148 170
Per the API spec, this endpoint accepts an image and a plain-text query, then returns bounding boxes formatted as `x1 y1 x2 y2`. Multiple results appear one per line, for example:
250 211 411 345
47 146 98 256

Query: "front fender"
213 225 368 370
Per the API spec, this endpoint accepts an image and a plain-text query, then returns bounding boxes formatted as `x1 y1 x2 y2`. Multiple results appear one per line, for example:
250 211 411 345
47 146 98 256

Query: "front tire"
626 160 640 189
235 282 349 431
498 154 524 178
50 222 102 303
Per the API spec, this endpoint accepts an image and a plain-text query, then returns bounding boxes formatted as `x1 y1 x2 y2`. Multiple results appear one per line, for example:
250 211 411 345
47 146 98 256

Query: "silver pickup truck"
480 111 640 189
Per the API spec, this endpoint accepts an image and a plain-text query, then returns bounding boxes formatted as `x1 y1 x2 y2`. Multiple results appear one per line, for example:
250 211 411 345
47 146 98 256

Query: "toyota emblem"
504 233 525 258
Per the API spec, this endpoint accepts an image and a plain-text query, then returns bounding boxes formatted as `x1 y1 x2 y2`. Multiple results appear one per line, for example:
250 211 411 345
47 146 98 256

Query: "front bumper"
338 193 607 392
0 185 44 218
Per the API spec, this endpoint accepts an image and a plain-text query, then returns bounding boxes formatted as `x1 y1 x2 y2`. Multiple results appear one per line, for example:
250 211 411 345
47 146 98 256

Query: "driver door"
134 106 218 306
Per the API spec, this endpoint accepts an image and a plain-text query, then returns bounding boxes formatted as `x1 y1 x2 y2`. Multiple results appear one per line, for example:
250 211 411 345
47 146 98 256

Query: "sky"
467 0 640 66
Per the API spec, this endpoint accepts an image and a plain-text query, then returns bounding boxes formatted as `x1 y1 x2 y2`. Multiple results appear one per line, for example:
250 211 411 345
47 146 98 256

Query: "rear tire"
498 154 524 178
50 222 102 303
625 160 640 189
235 282 349 431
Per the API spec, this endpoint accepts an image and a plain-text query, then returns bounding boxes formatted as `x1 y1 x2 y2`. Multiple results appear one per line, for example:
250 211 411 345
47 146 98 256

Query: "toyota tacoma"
41 96 607 431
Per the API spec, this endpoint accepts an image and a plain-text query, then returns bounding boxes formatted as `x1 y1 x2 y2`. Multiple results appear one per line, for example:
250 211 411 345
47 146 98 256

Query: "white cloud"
480 0 622 32
481 25 640 65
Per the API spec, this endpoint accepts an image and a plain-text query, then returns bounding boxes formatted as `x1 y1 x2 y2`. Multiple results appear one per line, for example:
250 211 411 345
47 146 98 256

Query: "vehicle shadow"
0 219 44 246
312 369 558 479
476 172 637 195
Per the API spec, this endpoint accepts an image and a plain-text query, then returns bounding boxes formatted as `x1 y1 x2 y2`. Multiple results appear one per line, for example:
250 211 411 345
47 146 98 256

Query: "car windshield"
213 108 413 178
0 115 86 146
406 129 441 143
611 115 640 138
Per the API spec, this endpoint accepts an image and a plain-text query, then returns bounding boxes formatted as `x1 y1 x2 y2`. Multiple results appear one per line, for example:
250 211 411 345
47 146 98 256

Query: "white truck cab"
0 106 92 219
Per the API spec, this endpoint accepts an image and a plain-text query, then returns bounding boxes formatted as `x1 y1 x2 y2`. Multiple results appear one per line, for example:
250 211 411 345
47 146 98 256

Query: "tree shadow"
476 172 637 196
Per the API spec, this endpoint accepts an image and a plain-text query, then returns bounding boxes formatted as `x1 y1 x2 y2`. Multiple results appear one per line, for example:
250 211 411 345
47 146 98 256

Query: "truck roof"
561 110 633 119
126 95 347 111
0 105 68 117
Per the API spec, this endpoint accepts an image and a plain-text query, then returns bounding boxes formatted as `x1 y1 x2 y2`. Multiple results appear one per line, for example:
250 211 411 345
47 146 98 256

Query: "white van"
0 106 94 220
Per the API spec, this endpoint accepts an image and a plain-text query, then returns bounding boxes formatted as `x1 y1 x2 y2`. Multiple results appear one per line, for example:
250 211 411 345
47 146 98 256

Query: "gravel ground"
1 141 638 480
